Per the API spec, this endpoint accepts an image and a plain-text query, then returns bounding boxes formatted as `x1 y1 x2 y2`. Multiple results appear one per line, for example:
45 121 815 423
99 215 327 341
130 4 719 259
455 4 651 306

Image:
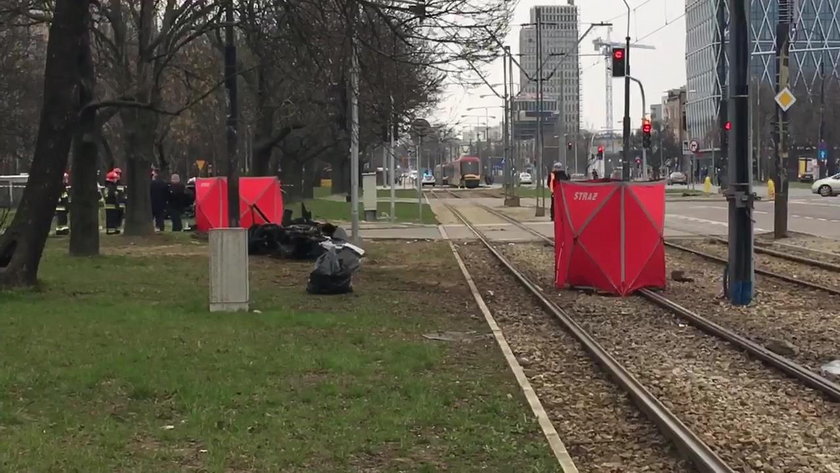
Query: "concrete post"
209 228 250 312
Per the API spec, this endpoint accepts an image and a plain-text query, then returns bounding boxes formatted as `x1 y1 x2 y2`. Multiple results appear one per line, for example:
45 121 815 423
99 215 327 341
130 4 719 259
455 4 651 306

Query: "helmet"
105 171 119 183
553 162 563 171
113 168 123 176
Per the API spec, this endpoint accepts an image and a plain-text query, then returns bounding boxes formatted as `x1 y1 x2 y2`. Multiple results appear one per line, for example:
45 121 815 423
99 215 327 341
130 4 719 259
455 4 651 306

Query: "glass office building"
685 0 840 151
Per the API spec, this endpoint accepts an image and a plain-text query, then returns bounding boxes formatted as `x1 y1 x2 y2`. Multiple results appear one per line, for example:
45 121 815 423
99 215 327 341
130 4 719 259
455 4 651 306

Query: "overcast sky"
433 0 687 134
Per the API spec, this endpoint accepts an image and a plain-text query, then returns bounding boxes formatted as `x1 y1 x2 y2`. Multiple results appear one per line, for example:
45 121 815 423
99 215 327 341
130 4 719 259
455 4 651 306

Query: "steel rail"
701 236 840 273
477 204 554 246
446 203 735 473
639 289 840 402
480 207 840 402
665 241 840 296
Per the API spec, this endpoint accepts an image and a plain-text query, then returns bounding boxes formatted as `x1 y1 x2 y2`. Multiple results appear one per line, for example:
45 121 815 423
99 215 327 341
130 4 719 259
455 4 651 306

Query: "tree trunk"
301 162 319 200
331 152 350 195
0 0 87 287
122 118 155 236
251 66 274 176
70 17 100 257
281 156 304 202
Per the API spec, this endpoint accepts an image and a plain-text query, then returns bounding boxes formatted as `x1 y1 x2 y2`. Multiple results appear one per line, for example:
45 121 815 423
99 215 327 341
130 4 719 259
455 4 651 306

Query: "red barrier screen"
239 177 284 227
195 177 228 232
554 180 666 296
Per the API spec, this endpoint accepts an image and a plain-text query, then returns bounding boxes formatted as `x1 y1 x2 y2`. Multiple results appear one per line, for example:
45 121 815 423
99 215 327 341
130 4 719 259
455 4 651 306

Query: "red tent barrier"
553 180 666 296
195 177 228 232
239 177 284 228
194 177 284 231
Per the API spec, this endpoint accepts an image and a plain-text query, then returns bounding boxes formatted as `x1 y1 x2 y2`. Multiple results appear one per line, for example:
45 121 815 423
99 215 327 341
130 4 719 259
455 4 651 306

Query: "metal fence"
0 178 27 209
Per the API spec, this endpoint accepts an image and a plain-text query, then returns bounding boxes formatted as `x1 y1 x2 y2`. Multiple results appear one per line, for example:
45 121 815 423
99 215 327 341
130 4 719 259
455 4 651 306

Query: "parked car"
667 171 688 185
421 173 436 186
812 173 840 197
518 172 533 185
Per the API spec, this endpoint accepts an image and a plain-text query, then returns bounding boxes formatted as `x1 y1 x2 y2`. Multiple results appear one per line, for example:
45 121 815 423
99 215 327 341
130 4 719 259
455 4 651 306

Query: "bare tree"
0 0 89 287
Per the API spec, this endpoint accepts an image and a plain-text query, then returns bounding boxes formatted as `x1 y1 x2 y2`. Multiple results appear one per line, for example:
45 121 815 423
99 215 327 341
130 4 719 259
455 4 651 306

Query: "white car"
421 174 436 186
812 173 840 197
667 171 688 185
519 172 533 185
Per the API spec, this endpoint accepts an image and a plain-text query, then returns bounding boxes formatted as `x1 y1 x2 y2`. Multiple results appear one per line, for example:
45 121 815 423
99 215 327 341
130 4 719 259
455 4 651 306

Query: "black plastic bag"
306 246 361 295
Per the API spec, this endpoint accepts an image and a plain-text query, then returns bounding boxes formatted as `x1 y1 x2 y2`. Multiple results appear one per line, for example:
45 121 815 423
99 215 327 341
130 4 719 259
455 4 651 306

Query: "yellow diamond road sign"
775 87 796 111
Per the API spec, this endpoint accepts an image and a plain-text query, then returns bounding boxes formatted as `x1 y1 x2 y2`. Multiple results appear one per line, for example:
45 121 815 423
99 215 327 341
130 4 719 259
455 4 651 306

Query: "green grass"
305 187 438 224
296 198 437 225
0 237 557 472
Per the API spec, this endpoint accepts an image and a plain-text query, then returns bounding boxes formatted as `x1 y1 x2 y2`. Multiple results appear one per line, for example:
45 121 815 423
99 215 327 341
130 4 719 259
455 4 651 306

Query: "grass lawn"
314 186 430 201
291 198 438 225
0 236 557 472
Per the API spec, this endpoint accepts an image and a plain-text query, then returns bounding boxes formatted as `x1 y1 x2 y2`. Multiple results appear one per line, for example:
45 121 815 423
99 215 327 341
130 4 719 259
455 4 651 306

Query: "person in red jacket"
547 163 569 221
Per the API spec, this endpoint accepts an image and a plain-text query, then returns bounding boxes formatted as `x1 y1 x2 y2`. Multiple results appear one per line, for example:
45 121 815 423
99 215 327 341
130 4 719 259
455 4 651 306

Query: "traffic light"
611 48 626 77
567 141 573 150
642 119 652 149
597 145 604 159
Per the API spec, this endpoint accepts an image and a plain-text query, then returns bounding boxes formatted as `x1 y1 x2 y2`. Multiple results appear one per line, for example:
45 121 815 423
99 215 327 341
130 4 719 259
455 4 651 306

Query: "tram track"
448 202 840 471
446 202 732 473
665 240 840 296
470 203 840 400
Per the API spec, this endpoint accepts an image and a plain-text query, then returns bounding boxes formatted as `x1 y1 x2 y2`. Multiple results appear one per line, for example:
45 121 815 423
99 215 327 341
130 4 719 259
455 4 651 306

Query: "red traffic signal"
723 121 732 131
611 47 626 77
597 145 604 153
642 119 652 134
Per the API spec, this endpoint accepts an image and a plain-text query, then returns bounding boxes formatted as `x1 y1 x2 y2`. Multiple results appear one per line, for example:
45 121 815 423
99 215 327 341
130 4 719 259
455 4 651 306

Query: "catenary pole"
224 0 239 226
727 0 754 305
621 1 631 181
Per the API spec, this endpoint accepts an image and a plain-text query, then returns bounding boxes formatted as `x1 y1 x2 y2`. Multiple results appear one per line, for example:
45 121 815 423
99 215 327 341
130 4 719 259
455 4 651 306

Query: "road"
666 186 840 239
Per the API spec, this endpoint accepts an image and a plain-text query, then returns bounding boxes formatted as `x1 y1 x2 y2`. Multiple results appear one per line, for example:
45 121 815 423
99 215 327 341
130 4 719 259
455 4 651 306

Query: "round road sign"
689 140 700 153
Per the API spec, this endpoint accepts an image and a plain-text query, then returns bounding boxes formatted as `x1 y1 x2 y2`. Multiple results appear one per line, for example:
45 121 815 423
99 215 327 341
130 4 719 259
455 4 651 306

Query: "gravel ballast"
456 242 693 473
665 241 840 372
501 242 840 473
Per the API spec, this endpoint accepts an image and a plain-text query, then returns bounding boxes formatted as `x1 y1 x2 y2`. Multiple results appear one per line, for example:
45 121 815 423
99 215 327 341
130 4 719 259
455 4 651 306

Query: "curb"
448 241 579 473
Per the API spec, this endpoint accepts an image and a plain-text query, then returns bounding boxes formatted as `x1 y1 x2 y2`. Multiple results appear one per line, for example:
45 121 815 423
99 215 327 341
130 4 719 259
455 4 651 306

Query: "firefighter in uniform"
112 168 126 229
55 172 71 235
547 163 569 222
104 171 122 234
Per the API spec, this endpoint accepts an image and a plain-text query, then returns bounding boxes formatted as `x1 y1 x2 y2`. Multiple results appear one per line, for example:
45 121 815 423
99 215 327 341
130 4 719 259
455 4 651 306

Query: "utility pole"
224 0 239 227
503 45 511 198
621 1 631 181
535 7 545 216
727 0 754 306
819 60 827 179
389 96 396 222
773 0 791 239
717 0 728 188
349 2 361 243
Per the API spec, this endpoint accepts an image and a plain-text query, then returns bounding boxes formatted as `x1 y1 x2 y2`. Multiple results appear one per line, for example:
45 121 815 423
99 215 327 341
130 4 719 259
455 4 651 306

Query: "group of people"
53 168 192 236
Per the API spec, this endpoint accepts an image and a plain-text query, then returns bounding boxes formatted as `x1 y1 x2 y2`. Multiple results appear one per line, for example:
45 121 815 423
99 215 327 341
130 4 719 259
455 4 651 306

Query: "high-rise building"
518 2 580 137
685 0 840 151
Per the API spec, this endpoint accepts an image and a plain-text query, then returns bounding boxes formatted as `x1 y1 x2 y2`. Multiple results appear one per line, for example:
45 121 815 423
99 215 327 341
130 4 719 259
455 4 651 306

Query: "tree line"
0 0 512 287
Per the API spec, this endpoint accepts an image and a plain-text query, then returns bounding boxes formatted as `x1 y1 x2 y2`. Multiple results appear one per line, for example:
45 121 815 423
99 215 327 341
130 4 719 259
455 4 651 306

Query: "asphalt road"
666 186 840 238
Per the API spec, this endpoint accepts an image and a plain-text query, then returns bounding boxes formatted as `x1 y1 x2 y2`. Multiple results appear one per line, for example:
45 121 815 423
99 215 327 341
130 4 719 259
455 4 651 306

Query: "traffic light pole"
727 0 754 305
622 35 631 181
535 7 545 217
628 76 647 179
621 0 631 181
